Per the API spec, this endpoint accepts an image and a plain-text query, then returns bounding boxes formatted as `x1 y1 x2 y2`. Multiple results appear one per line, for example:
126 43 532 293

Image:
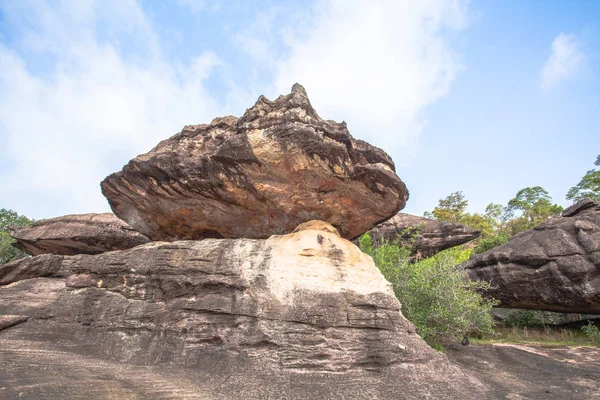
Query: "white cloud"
0 0 225 219
0 0 471 219
272 0 470 160
540 33 586 91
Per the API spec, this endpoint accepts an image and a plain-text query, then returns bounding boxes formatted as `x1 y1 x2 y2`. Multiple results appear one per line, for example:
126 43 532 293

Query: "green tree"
505 186 563 234
426 191 469 222
426 192 511 252
359 234 498 350
0 208 33 264
566 154 600 202
469 203 512 253
484 203 506 226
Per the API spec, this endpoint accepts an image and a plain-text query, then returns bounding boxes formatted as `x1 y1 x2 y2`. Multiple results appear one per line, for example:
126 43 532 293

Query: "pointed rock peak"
290 82 308 98
292 220 340 236
286 82 313 111
241 83 319 122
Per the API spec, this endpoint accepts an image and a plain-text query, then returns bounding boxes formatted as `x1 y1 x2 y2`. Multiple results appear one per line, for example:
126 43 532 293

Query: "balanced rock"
101 84 408 241
0 221 485 399
9 213 150 256
364 213 480 258
461 199 600 314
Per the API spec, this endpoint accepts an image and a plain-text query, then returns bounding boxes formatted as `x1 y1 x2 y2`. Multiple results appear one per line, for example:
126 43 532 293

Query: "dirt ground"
447 343 600 399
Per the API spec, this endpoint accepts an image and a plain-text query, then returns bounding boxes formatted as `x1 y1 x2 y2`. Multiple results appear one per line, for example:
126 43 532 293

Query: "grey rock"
101 84 409 241
0 221 486 399
363 213 480 258
461 200 600 314
10 213 150 256
0 254 66 285
0 315 28 331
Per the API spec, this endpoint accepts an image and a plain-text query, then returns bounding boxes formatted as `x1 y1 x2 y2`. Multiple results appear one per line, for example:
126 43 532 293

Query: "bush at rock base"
359 233 498 350
582 322 600 346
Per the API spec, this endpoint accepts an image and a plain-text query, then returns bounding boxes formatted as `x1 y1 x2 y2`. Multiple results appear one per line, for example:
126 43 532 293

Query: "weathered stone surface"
0 221 485 399
461 200 600 314
364 213 480 258
10 213 150 256
0 254 66 285
0 315 28 331
101 84 409 241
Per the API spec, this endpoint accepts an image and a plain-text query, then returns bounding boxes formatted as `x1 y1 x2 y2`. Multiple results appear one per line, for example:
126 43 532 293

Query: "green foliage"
581 321 600 346
505 186 563 234
476 325 597 347
567 154 600 202
501 309 590 328
473 231 511 254
426 193 503 239
503 309 543 328
358 232 375 256
0 208 33 265
427 191 468 222
360 234 498 349
427 187 562 253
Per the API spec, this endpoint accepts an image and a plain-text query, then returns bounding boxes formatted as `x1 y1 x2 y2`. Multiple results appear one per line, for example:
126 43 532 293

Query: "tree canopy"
426 191 469 222
566 154 600 202
426 186 563 253
505 186 563 232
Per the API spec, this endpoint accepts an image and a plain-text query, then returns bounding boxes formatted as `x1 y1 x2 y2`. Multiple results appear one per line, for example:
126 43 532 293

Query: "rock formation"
0 221 486 399
461 199 600 314
101 84 408 241
9 213 150 256
363 213 480 258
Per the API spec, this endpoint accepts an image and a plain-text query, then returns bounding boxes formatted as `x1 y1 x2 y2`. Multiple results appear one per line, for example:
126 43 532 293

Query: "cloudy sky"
0 0 599 220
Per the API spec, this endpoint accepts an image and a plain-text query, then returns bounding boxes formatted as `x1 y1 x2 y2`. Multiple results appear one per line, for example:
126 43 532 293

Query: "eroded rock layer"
462 200 600 314
10 213 150 256
364 213 480 258
101 84 408 241
0 221 485 399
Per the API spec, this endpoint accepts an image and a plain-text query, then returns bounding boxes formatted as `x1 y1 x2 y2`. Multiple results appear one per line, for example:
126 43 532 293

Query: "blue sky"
0 0 598 220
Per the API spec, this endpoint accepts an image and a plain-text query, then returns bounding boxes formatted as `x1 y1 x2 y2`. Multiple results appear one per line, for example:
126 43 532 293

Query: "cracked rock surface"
9 213 150 256
461 200 600 314
101 84 408 241
0 221 486 399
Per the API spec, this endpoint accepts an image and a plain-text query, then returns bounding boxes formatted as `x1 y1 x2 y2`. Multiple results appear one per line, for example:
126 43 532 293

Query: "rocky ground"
2 337 597 399
448 343 600 399
0 334 487 400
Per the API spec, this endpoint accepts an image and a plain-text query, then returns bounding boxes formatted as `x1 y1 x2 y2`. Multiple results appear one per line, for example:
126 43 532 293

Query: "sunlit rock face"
101 84 408 241
0 221 485 399
462 199 600 314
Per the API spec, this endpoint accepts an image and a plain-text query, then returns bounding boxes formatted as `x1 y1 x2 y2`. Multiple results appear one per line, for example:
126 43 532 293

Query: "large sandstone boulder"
461 199 600 314
101 84 408 241
364 213 480 258
9 213 150 256
0 221 486 399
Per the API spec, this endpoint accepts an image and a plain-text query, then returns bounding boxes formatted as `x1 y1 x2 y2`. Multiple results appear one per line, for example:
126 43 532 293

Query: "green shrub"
0 208 33 265
474 232 511 254
359 234 498 350
502 309 579 328
581 321 600 346
503 309 542 328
